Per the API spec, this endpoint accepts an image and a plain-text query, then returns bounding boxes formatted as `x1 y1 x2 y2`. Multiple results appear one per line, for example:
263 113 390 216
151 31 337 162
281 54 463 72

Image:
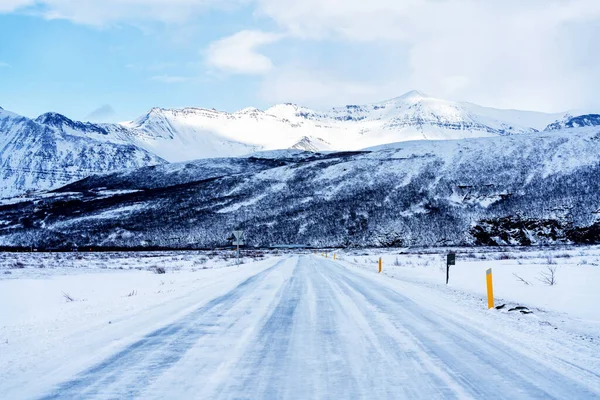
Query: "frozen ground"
336 246 600 328
0 248 599 399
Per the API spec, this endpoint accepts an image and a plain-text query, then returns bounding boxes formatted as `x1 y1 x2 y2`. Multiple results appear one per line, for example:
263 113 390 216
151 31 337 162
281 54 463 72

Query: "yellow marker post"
333 253 336 260
378 257 382 273
486 268 494 309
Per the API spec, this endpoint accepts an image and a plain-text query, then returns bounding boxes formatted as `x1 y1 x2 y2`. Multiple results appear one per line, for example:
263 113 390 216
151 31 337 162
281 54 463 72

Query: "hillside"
0 108 165 199
1 126 599 249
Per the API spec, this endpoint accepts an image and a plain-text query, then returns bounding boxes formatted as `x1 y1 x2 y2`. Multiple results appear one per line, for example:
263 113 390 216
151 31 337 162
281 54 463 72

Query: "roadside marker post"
232 230 244 265
333 253 336 260
486 268 494 309
378 257 382 273
446 253 455 284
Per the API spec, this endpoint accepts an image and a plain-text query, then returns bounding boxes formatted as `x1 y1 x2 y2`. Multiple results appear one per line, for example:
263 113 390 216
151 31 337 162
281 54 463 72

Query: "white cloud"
2 0 600 111
0 0 33 13
0 61 11 68
252 0 600 111
259 69 389 108
206 30 282 75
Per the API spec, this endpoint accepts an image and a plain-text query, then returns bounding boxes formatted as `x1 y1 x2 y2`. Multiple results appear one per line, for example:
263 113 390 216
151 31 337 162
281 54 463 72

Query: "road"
40 255 597 399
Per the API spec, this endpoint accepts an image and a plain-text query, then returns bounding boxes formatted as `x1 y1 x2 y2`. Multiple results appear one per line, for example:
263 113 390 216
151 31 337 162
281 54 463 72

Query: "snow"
1 249 598 398
0 251 276 399
216 193 268 213
244 149 315 160
337 246 600 327
0 91 591 198
0 108 164 199
54 204 146 226
120 91 572 163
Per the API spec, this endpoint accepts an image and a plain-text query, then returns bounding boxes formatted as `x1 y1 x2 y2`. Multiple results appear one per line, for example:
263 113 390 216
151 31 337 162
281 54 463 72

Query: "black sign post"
446 253 455 284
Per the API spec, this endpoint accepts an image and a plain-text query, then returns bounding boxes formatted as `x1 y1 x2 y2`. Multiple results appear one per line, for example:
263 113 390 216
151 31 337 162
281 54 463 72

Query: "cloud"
3 0 600 111
206 30 283 75
259 69 387 108
0 0 34 13
85 104 116 121
0 61 11 68
250 0 600 111
0 0 240 26
150 75 190 83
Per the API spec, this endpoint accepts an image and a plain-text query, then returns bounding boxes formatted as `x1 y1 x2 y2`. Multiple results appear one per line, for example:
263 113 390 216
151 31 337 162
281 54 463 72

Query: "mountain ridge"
0 91 588 198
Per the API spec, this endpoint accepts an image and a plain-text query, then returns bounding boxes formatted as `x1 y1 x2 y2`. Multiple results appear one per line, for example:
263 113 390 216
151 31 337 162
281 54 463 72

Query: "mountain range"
1 124 599 249
0 91 594 200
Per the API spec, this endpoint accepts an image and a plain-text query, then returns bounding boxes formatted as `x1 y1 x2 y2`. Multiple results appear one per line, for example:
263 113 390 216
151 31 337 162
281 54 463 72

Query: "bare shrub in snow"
538 265 558 286
393 257 401 266
555 253 571 259
62 292 75 302
497 253 513 260
545 255 557 265
11 261 25 269
194 257 208 266
126 290 137 297
151 266 166 274
246 251 265 260
513 273 532 286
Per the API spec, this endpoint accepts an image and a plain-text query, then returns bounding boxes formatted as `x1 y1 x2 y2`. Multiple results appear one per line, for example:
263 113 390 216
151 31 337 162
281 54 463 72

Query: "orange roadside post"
486 268 494 309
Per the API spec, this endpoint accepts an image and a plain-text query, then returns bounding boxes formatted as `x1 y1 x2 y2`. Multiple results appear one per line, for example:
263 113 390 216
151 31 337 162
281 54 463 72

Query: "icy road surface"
33 255 598 399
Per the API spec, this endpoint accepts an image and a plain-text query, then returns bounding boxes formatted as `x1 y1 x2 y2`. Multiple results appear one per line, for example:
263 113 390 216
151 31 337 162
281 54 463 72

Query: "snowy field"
1 247 599 399
337 246 600 321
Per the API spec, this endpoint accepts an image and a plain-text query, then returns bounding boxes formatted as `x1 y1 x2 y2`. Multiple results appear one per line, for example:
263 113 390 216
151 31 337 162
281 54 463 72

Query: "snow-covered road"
30 255 600 398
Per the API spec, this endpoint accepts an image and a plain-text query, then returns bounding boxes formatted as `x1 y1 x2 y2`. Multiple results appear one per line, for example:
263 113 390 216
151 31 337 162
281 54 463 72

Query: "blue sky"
0 5 269 121
1 0 599 122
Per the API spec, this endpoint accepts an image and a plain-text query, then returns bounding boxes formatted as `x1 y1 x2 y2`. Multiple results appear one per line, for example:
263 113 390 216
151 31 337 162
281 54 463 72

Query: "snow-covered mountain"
120 91 568 162
545 114 600 131
290 136 333 152
0 108 165 198
2 125 599 249
122 107 262 162
0 91 579 198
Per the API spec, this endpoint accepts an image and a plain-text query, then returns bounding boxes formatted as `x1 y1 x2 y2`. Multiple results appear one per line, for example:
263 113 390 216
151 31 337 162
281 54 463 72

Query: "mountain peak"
290 136 331 152
234 107 264 115
396 90 430 101
148 107 166 115
35 112 73 127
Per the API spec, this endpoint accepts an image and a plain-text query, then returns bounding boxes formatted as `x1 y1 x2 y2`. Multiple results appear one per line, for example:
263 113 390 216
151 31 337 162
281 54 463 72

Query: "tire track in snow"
39 258 289 400
37 255 599 399
323 258 598 399
212 255 362 399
